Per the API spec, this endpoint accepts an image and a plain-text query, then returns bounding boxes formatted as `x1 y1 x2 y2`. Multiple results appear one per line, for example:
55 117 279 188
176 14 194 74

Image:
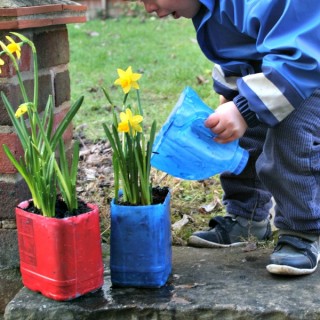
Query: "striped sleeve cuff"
233 95 261 128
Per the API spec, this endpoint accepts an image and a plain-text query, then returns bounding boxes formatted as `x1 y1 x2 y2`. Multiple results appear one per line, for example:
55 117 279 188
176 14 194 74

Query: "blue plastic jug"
151 87 249 180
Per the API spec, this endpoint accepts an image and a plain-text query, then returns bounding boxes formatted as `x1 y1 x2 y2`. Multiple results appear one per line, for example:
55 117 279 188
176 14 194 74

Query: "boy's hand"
205 101 248 144
219 95 229 104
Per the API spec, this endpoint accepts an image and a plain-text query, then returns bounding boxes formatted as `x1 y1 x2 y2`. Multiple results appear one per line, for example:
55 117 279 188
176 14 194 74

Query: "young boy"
140 0 320 276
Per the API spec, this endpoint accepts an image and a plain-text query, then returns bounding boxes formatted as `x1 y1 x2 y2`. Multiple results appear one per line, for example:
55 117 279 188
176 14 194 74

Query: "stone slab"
0 268 22 320
4 245 320 319
1 1 80 8
0 1 86 29
0 230 19 269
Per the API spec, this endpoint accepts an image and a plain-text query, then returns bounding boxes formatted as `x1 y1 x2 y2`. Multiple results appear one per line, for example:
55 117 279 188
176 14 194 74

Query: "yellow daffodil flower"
15 103 28 118
6 36 21 59
114 66 142 94
118 108 143 135
0 58 4 74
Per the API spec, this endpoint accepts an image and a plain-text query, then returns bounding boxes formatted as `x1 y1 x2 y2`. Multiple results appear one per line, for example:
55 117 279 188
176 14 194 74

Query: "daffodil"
118 108 143 135
114 66 142 94
1 32 84 217
0 58 4 74
6 36 21 59
103 67 157 205
15 103 28 118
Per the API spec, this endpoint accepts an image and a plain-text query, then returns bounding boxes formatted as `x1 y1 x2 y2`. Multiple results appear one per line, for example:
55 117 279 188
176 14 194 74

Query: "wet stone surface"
4 245 320 319
0 268 22 320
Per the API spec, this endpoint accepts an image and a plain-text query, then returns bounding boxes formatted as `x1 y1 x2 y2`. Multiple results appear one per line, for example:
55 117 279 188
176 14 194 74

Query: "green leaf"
1 93 28 149
42 96 54 142
70 140 80 186
102 87 114 106
51 96 84 150
2 144 36 200
113 154 120 203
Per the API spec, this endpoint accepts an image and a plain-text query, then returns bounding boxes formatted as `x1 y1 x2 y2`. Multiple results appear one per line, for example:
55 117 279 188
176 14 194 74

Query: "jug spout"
151 87 249 180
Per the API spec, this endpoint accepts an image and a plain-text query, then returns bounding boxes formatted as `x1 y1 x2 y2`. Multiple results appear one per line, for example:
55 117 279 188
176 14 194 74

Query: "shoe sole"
188 235 248 248
266 264 318 276
266 255 320 276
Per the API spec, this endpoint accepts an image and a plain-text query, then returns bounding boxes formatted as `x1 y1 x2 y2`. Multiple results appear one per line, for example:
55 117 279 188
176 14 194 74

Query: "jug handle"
191 112 217 139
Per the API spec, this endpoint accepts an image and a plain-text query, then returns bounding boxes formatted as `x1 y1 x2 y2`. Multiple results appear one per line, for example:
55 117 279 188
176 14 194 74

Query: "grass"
68 14 227 244
68 15 218 140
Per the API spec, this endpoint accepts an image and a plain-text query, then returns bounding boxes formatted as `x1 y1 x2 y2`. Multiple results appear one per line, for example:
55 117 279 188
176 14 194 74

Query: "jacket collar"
192 0 215 30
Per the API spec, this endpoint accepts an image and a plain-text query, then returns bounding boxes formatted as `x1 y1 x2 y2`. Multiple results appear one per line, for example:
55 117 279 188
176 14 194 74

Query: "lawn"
68 15 218 140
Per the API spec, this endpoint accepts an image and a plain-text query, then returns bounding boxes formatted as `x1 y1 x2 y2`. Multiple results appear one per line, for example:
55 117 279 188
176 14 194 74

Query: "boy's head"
139 0 201 19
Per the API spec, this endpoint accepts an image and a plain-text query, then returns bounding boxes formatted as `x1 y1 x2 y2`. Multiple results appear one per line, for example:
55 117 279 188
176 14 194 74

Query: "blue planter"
110 190 172 287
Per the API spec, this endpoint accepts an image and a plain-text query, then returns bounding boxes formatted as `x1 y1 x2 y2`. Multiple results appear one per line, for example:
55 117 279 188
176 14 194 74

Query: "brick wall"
0 1 86 269
0 25 72 213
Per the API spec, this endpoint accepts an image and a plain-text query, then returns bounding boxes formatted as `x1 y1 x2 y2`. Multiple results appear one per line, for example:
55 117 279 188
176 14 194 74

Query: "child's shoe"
266 234 320 275
188 214 272 248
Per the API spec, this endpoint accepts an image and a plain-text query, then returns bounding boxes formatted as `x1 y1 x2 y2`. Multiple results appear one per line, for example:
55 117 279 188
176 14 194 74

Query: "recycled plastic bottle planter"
15 200 104 301
110 189 172 288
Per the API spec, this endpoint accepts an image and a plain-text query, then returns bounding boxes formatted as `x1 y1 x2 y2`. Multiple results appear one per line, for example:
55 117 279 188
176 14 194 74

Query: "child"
140 0 320 276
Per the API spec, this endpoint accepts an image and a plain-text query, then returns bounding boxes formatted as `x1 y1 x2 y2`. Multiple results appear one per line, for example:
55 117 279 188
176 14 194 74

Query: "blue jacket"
192 0 320 127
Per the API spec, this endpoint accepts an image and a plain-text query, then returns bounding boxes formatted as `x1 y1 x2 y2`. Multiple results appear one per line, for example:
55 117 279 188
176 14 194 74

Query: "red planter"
15 200 104 301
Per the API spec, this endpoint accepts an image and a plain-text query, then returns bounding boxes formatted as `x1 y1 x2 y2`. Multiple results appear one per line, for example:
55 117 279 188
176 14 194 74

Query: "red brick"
17 41 33 73
52 16 87 26
55 70 70 107
0 4 86 17
0 80 36 126
0 132 23 174
16 5 63 16
0 8 18 17
0 21 18 30
63 4 87 12
0 54 15 79
0 83 22 126
0 7 87 30
33 26 70 68
0 73 57 123
0 108 74 180
53 106 74 143
0 175 30 219
0 229 19 269
17 18 54 30
38 73 54 113
0 4 86 16
0 16 87 30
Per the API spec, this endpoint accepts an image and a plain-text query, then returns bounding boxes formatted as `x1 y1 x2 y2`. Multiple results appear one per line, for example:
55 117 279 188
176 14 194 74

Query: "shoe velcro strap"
276 235 317 267
208 216 235 244
277 235 311 251
208 216 231 230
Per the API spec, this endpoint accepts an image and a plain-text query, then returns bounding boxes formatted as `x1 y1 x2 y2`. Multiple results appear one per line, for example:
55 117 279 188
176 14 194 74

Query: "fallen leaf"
196 75 208 85
243 242 257 252
174 283 205 289
87 31 100 37
199 197 222 213
172 214 191 231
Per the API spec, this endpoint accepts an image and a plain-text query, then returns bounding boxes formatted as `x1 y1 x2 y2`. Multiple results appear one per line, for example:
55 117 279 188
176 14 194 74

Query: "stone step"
4 245 320 319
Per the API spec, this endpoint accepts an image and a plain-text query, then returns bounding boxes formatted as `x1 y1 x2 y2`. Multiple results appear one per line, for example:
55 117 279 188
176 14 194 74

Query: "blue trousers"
220 89 320 234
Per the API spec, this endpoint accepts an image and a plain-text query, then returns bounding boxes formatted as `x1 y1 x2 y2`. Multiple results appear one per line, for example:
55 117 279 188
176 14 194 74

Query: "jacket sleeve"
212 64 239 101
228 0 319 127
